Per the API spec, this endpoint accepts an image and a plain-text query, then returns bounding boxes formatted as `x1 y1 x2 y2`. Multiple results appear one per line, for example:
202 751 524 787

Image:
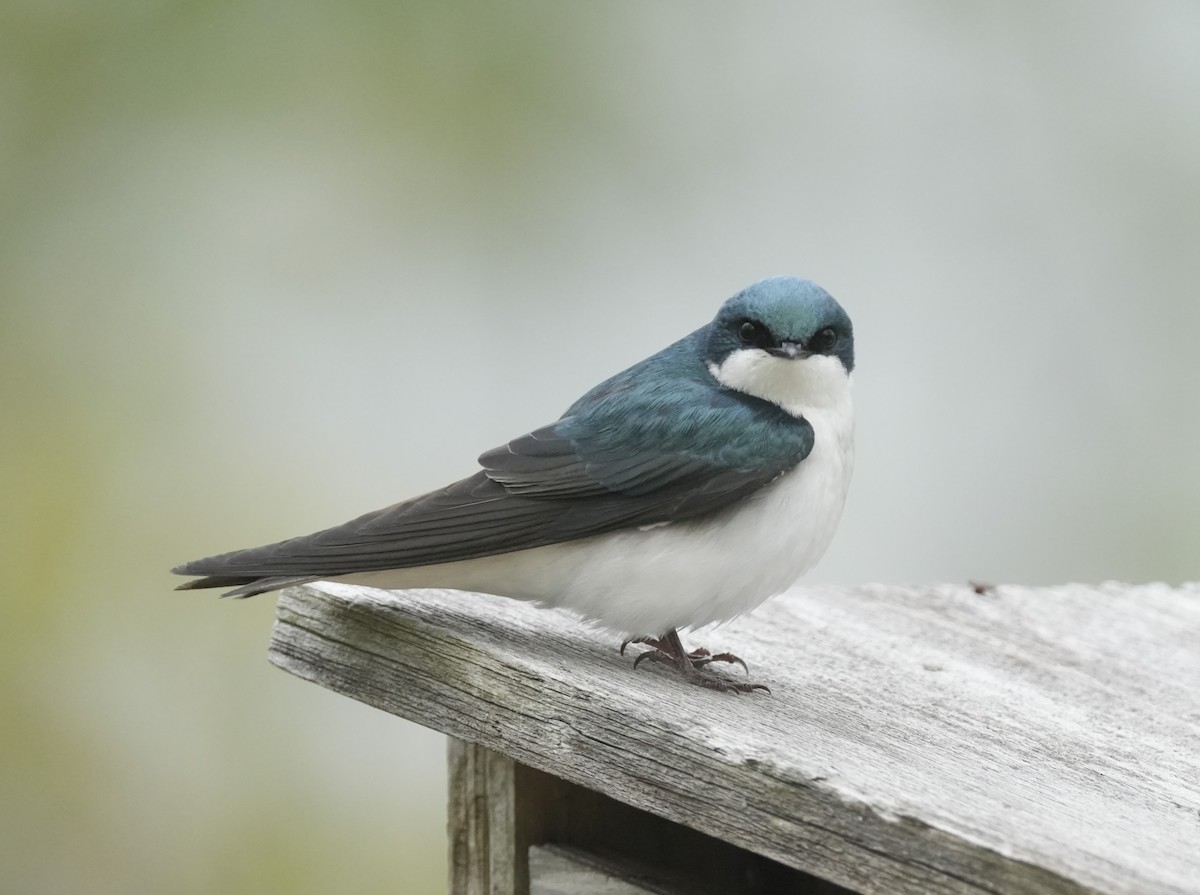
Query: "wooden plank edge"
266 583 1116 895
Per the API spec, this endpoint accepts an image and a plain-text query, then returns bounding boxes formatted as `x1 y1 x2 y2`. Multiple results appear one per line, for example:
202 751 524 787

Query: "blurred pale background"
3 2 1197 893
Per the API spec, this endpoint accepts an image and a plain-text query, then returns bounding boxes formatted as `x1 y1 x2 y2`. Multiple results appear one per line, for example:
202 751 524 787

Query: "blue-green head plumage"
704 276 854 373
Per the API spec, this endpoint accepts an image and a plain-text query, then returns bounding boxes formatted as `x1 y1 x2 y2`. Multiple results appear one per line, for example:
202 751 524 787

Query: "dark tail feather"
173 572 322 599
174 575 254 591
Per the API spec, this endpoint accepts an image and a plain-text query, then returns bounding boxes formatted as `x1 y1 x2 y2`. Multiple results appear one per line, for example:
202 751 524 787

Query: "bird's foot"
620 630 769 695
620 636 748 674
684 646 750 675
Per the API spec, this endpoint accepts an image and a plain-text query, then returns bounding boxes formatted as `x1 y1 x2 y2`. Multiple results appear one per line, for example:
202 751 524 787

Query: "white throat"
706 350 852 418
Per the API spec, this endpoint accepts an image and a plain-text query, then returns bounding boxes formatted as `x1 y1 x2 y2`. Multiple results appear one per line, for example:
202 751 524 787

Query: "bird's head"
703 277 854 412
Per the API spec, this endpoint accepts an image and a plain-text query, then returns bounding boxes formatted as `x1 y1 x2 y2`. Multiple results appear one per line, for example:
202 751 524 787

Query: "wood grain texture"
448 738 521 895
529 846 683 895
268 580 1200 895
448 738 845 894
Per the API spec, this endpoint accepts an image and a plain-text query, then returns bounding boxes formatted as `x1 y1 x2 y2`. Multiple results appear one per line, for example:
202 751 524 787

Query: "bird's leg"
620 629 769 694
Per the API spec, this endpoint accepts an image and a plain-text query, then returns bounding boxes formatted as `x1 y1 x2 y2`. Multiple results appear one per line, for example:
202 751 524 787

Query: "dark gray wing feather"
173 367 815 596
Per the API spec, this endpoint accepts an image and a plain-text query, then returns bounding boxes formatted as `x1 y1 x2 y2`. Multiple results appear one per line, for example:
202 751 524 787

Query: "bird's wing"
173 382 814 593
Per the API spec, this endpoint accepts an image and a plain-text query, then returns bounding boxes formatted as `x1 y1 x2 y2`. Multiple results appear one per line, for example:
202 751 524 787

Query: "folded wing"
173 382 814 597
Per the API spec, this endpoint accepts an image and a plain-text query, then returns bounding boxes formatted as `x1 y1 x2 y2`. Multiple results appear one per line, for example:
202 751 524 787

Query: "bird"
173 276 855 693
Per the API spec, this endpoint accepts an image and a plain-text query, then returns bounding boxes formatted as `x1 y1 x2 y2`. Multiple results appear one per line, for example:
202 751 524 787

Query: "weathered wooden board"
448 737 522 895
447 737 840 894
529 846 681 895
268 580 1200 895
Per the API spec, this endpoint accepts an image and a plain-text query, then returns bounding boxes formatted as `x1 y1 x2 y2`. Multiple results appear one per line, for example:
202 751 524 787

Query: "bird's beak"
767 341 811 360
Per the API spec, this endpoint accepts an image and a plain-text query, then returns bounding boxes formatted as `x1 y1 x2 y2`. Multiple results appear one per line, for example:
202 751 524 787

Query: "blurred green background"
2 2 1197 892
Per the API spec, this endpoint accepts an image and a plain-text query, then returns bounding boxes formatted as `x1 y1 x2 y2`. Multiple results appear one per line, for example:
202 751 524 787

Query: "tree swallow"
174 276 855 693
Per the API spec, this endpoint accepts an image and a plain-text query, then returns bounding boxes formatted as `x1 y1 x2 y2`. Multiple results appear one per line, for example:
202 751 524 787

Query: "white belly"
345 392 854 636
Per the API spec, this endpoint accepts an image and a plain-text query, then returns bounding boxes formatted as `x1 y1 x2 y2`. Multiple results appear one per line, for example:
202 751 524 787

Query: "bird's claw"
696 676 771 695
686 647 749 676
621 630 768 694
632 649 670 671
620 636 652 657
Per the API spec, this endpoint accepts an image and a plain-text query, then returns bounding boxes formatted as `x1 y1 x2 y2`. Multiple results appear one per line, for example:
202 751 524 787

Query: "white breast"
540 389 853 634
348 355 855 637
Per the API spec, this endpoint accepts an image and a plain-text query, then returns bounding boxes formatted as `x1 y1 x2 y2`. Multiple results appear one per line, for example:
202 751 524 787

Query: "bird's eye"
811 327 838 352
738 320 764 345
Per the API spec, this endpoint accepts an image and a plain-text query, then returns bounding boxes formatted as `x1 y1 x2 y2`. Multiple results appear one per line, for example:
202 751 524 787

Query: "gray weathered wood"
268 580 1200 895
448 738 522 895
446 738 839 894
529 846 680 895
